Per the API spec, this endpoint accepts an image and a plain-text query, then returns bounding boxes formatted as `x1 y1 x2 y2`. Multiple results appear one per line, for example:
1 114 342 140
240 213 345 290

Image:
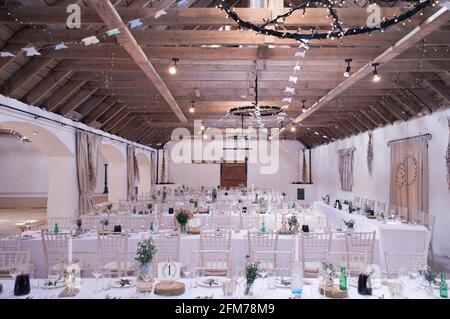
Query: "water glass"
102 271 111 291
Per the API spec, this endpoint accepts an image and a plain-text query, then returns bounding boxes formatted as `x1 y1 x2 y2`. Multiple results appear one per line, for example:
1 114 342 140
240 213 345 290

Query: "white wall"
0 135 48 194
311 109 450 257
166 139 305 194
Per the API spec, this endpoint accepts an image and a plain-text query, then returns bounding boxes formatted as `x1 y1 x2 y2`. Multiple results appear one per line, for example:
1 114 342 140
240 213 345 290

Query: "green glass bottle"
261 221 267 233
150 222 154 233
440 273 448 298
53 223 59 235
339 266 347 290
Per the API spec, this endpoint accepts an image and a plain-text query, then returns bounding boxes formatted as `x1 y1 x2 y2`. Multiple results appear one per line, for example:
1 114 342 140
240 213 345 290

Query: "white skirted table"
0 277 446 299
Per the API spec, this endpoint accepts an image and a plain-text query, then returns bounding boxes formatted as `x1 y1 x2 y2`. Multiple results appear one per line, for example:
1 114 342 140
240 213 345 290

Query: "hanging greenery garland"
218 0 434 43
367 132 373 176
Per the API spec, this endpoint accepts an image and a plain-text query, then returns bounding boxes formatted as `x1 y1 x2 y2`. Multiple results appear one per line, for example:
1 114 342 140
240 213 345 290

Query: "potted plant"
287 215 298 233
175 210 190 234
100 218 109 231
147 203 153 214
135 237 157 292
105 202 113 212
244 255 260 296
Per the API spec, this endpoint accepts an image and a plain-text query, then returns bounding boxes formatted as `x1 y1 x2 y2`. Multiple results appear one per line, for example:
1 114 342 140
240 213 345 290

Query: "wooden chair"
0 251 31 278
153 232 181 276
204 214 231 231
345 231 376 265
299 232 332 277
328 251 370 276
46 218 74 231
191 249 232 277
366 199 375 210
240 213 260 230
41 232 70 275
199 230 232 276
247 231 279 271
384 252 426 279
97 232 135 277
375 201 387 213
387 203 398 218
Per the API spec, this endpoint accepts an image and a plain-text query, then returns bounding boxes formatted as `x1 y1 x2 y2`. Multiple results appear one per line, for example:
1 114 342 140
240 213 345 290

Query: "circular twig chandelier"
228 75 283 118
218 0 434 43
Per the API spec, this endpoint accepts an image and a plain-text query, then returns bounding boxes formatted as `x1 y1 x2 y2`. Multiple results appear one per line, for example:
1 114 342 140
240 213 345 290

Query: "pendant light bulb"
343 58 352 77
372 63 380 82
169 57 179 75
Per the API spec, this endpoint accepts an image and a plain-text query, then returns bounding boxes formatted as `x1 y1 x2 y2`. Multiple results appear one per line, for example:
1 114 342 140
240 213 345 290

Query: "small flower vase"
137 262 153 293
347 226 354 232
293 225 299 234
179 223 187 234
326 275 334 288
244 282 254 296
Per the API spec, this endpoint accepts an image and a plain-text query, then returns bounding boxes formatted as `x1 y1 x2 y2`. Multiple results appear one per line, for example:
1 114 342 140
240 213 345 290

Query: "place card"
58 287 80 298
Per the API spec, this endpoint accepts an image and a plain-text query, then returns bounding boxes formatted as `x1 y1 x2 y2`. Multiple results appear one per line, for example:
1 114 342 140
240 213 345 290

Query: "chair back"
0 234 22 252
384 252 426 279
345 231 376 264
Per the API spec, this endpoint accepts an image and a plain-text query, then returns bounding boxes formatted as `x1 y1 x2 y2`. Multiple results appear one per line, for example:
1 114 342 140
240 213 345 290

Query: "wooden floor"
0 208 46 234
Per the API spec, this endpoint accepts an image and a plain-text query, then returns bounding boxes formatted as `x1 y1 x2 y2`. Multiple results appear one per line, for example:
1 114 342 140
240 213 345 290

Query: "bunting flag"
293 64 301 71
82 36 100 46
0 52 15 57
129 18 143 29
299 42 310 49
106 28 121 36
289 76 298 84
21 47 41 56
282 97 292 103
285 87 295 94
294 51 306 58
55 42 68 50
154 9 168 19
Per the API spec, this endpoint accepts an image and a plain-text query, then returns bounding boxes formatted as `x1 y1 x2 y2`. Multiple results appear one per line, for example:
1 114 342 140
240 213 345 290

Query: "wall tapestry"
367 132 373 176
389 135 429 220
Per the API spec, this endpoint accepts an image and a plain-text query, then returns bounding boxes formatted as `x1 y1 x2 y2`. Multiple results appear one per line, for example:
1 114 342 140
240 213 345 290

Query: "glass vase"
244 282 254 296
180 224 187 234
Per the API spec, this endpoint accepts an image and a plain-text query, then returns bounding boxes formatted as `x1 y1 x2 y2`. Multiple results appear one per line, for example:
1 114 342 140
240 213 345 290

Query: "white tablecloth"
313 201 431 268
0 277 446 299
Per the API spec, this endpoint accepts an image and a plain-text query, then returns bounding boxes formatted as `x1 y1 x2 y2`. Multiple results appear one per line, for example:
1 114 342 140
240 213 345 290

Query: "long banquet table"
313 201 431 265
0 277 446 299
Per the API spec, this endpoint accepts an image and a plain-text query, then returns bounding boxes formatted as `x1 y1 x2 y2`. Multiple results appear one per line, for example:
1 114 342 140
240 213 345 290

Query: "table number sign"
157 261 181 279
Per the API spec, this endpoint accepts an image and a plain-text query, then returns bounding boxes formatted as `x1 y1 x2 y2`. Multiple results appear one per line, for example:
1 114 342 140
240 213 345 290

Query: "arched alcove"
135 152 152 195
99 142 127 204
0 120 78 219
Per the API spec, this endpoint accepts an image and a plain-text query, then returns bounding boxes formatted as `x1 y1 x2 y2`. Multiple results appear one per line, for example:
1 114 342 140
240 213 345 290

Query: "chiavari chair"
247 231 279 271
42 232 70 274
198 230 232 276
0 251 31 278
299 232 332 277
345 231 376 265
384 252 426 279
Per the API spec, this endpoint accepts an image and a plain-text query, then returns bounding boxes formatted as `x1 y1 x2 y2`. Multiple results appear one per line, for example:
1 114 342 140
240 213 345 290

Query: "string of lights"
218 0 435 42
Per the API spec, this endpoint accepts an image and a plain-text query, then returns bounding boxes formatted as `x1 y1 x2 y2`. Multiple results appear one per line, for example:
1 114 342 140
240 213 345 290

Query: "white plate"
41 278 65 289
272 277 291 288
197 277 226 288
349 277 382 289
110 277 137 288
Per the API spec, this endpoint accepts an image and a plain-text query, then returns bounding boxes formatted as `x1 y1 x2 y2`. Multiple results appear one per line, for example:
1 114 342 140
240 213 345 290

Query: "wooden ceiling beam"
109 114 137 134
87 0 187 123
57 88 98 115
288 3 450 131
44 80 86 112
368 104 393 125
351 113 372 131
424 79 450 103
100 106 129 131
378 99 408 121
76 95 108 119
388 94 421 116
24 70 72 106
0 7 424 27
84 96 119 125
0 57 55 98
11 29 450 47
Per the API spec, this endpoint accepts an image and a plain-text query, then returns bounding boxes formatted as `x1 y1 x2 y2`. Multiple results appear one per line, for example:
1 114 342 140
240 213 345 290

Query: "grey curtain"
150 151 156 189
447 116 450 190
76 131 102 212
127 145 138 200
338 147 355 192
389 135 429 219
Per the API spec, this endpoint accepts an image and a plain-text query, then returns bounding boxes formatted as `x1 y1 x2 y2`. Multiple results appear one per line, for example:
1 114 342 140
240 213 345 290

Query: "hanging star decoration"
0 52 15 57
289 76 298 84
154 9 168 19
285 87 295 95
21 47 41 56
54 42 68 50
106 28 121 36
82 36 100 46
129 18 143 29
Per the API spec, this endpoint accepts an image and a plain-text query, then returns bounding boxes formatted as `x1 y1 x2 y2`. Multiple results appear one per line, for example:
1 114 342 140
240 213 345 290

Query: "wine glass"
91 265 103 293
47 269 60 290
141 270 153 298
9 267 18 293
182 263 194 289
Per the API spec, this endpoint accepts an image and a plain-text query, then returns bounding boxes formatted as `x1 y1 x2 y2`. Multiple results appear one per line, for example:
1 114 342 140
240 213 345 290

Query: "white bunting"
155 9 168 19
293 64 301 71
82 36 100 46
294 51 306 58
289 76 298 83
299 41 310 49
285 87 295 94
282 97 292 103
129 19 143 29
0 52 15 57
21 47 41 56
55 42 68 50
